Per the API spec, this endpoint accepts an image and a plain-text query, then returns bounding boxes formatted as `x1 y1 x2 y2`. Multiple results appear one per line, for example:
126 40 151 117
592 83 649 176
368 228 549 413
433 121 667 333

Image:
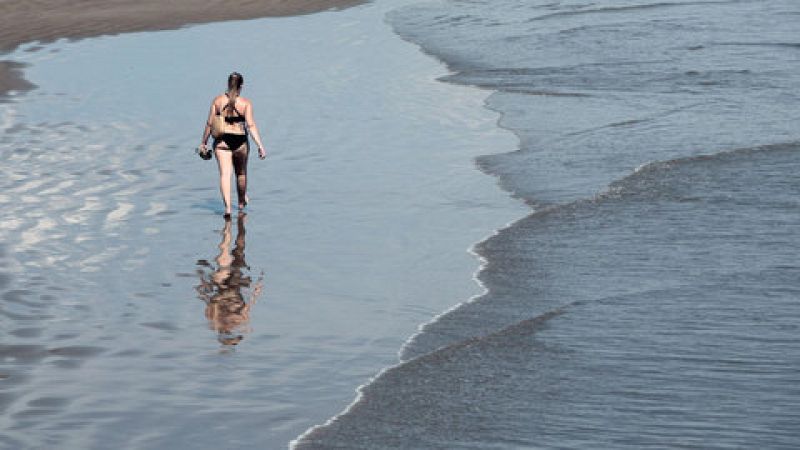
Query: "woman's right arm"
201 99 216 148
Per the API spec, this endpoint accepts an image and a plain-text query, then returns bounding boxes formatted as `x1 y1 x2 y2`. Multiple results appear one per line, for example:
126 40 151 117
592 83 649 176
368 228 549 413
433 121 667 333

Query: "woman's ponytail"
226 72 243 111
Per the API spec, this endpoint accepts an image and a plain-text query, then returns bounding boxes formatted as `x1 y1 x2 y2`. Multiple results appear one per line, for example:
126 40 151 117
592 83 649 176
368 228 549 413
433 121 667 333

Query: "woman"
200 72 267 218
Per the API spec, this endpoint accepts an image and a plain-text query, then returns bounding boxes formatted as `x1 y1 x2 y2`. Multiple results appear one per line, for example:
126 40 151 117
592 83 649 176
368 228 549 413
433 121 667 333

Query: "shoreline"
0 0 363 101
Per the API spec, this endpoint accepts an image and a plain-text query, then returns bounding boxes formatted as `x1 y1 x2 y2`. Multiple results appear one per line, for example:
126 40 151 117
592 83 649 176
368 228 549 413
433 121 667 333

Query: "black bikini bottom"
218 133 248 150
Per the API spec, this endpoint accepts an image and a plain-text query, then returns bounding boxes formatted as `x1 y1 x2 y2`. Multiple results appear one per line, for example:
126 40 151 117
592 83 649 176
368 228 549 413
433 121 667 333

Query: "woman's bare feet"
238 194 249 210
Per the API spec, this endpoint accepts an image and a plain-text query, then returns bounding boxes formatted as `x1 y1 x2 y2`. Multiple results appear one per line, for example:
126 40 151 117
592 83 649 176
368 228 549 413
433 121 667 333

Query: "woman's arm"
245 101 266 159
201 99 216 148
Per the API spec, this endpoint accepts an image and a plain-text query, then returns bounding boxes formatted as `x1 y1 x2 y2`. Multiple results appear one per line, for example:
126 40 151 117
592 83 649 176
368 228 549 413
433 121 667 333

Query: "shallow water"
0 3 525 448
301 142 800 449
298 1 800 448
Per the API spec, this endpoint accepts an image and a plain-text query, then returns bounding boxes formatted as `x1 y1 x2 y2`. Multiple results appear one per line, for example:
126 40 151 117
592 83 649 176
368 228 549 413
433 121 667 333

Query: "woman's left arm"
245 101 266 160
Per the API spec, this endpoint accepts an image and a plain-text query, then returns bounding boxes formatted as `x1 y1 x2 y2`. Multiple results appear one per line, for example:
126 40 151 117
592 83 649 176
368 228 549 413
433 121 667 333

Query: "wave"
713 41 800 49
294 138 800 448
604 140 800 200
528 0 744 22
446 64 768 95
404 139 800 360
292 300 573 449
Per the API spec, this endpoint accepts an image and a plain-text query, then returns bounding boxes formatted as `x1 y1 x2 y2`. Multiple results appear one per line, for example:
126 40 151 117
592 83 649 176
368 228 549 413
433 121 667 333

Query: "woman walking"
200 72 266 218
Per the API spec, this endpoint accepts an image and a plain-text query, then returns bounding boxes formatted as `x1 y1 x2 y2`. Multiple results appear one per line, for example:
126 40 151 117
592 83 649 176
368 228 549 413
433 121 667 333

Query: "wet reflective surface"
196 214 264 347
0 2 524 447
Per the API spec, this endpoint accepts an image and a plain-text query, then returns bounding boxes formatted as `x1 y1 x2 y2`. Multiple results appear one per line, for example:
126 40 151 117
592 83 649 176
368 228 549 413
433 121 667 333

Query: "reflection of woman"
196 214 264 346
200 72 266 219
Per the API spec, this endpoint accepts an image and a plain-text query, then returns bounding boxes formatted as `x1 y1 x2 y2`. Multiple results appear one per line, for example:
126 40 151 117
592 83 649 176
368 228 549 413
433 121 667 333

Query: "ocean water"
297 0 800 448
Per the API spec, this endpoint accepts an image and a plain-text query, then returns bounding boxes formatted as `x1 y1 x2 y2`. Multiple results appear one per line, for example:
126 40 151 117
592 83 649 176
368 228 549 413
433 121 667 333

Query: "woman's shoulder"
235 97 252 112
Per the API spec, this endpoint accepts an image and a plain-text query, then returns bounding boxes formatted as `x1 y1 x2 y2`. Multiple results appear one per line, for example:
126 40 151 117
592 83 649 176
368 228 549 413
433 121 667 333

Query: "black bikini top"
221 94 246 123
224 114 245 124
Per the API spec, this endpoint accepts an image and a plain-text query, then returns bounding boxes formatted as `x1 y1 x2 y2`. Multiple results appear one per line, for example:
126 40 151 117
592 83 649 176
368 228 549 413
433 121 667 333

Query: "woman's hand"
258 146 266 160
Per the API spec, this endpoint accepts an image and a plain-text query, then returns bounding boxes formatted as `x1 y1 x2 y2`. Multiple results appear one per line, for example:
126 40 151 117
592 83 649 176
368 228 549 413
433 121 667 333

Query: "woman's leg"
215 148 233 216
232 144 250 209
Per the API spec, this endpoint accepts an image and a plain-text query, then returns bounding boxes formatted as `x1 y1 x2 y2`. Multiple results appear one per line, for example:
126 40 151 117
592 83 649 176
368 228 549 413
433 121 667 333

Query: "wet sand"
0 0 363 100
0 2 526 446
0 61 34 101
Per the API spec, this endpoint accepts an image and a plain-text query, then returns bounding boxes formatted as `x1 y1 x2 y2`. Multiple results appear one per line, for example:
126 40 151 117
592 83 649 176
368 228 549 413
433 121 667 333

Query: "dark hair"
227 72 244 110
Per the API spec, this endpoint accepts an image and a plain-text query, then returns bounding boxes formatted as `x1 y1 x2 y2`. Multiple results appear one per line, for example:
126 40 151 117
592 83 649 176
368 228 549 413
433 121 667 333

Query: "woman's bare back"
213 94 250 136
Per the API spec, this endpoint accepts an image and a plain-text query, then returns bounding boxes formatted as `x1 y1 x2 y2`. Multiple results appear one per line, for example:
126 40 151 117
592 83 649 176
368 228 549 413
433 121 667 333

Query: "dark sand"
0 0 363 100
0 61 35 100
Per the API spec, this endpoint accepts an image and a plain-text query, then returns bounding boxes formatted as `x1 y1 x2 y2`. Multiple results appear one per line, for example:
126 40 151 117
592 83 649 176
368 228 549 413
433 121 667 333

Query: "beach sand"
0 0 362 99
0 60 34 100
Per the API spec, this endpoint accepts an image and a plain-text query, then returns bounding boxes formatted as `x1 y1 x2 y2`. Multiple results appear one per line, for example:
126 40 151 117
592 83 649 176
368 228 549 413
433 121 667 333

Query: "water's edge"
290 6 535 448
